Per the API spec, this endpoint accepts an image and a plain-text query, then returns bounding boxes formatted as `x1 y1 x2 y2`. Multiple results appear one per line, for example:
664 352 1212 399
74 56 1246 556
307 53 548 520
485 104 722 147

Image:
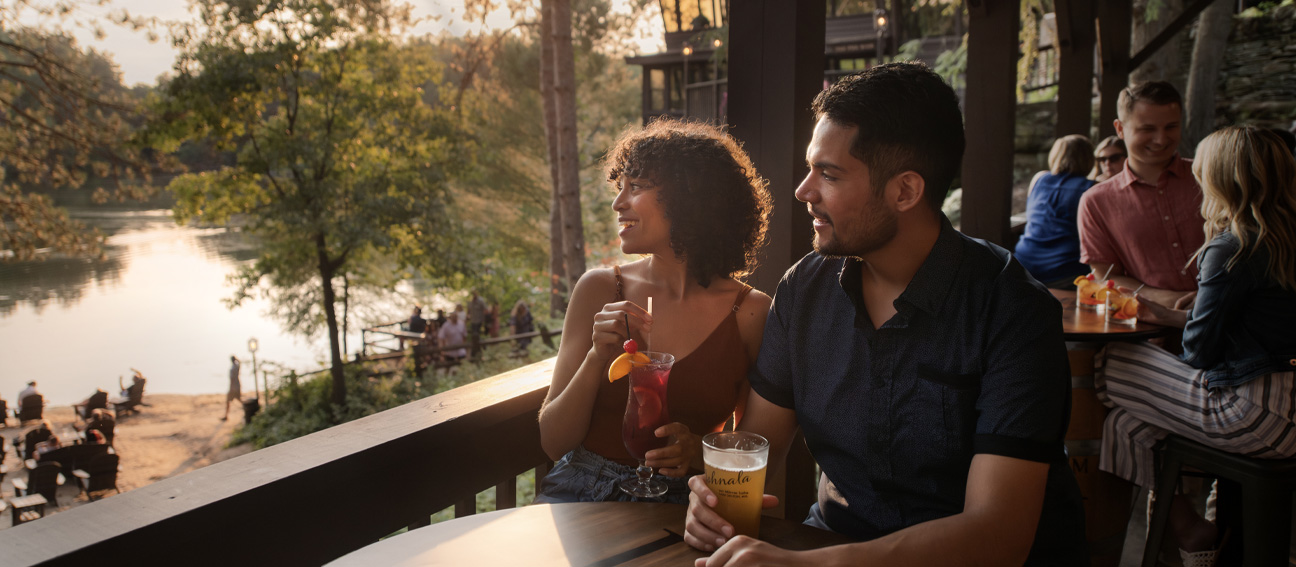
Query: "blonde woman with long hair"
1095 126 1296 565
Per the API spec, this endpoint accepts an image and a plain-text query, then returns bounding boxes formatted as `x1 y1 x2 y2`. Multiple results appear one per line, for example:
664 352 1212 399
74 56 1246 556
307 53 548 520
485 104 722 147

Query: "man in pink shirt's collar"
1078 82 1204 307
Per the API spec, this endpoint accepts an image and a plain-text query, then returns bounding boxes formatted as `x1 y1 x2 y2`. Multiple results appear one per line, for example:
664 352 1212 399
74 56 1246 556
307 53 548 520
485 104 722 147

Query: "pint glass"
702 431 770 538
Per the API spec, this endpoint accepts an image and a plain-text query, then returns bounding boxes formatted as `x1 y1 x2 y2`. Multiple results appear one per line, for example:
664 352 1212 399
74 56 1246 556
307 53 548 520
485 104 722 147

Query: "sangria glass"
1075 274 1104 310
619 351 675 498
1106 289 1139 326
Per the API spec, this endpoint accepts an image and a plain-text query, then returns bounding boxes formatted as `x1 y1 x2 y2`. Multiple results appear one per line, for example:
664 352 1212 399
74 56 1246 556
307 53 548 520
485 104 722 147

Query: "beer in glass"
702 431 769 537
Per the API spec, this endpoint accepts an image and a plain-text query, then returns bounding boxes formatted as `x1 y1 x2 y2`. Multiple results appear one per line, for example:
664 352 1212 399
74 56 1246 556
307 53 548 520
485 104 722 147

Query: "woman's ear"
891 171 927 213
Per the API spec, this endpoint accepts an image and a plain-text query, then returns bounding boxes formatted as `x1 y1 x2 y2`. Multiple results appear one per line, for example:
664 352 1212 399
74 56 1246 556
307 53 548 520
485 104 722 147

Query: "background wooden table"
329 502 854 566
1050 288 1171 342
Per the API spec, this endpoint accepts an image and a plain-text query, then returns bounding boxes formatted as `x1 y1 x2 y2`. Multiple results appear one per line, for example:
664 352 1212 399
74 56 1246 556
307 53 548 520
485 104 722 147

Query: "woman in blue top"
1096 126 1296 564
1013 135 1096 285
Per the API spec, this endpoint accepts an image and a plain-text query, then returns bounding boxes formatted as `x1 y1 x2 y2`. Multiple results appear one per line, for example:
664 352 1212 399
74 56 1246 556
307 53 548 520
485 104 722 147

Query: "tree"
1 1 159 261
442 0 644 317
1181 0 1232 154
542 0 587 301
145 0 472 407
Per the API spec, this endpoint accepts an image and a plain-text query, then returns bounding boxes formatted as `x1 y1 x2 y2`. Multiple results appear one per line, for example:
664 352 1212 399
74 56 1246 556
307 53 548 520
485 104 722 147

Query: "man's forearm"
796 510 1034 567
1110 275 1191 306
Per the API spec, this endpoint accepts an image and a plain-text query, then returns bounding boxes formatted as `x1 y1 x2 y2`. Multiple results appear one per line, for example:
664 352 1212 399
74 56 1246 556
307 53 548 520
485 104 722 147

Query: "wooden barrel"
1064 342 1131 567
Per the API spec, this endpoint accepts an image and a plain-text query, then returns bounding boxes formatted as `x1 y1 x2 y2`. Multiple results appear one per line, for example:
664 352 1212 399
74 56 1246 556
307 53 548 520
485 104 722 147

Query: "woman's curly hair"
605 118 772 287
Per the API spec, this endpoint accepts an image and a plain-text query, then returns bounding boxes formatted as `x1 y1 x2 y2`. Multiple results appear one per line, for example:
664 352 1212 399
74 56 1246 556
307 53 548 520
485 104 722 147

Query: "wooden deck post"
960 0 1019 246
1054 0 1097 138
727 0 824 297
1096 0 1132 138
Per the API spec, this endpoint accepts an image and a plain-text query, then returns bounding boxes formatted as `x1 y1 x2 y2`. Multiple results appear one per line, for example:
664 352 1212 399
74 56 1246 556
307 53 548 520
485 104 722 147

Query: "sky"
52 0 663 87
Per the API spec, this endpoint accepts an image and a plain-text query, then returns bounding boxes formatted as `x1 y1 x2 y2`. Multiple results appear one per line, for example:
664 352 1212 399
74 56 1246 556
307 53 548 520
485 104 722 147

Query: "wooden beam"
1054 0 1097 138
960 0 1019 246
727 0 824 296
1096 0 1132 138
1129 0 1218 71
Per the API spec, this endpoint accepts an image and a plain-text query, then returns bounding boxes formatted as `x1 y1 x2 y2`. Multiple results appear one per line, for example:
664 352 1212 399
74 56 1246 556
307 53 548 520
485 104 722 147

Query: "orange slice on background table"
608 351 650 382
1121 298 1139 318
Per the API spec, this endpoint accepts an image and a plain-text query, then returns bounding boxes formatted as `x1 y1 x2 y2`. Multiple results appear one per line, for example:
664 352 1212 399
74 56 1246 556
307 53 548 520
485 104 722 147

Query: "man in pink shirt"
1078 82 1204 306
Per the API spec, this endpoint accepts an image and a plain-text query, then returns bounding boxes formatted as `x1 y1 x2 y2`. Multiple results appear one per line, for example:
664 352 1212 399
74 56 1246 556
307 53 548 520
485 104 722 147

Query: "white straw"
646 297 653 352
1100 264 1115 282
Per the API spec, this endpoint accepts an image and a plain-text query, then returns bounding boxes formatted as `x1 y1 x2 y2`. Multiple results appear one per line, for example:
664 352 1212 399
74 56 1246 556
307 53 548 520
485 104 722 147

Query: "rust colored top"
582 266 753 467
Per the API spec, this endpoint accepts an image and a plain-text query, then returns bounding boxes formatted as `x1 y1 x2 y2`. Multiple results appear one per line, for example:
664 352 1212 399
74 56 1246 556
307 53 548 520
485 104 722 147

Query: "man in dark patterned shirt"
683 63 1087 566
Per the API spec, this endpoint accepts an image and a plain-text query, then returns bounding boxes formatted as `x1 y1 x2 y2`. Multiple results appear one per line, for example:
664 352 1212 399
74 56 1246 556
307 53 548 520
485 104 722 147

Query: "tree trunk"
540 0 568 318
1181 0 1232 155
552 0 587 292
1130 0 1186 87
341 273 349 357
316 232 346 408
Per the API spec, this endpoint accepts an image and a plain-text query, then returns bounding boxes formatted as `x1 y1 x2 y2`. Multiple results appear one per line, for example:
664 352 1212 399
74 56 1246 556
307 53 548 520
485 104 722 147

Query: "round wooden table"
1051 288 1171 566
328 502 854 566
1050 289 1172 342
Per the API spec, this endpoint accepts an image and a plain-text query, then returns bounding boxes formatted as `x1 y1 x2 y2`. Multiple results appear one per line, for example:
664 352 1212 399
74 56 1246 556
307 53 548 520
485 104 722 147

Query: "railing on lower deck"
0 357 816 566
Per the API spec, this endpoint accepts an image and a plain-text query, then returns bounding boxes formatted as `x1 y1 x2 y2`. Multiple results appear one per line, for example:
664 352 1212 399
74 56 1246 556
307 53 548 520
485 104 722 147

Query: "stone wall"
1210 5 1296 129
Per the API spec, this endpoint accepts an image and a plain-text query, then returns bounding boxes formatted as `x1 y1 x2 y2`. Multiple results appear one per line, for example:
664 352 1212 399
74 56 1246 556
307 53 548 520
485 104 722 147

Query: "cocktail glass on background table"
619 351 675 498
702 431 770 538
1105 287 1139 326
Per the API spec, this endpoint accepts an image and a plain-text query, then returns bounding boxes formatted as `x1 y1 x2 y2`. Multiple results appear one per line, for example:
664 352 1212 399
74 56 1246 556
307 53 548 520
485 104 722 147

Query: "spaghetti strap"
613 265 625 301
732 284 753 312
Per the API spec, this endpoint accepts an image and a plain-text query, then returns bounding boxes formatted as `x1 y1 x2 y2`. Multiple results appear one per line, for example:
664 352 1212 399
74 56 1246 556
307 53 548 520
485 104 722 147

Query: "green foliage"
1 2 163 261
233 341 558 449
144 0 477 403
1240 0 1295 17
430 0 645 299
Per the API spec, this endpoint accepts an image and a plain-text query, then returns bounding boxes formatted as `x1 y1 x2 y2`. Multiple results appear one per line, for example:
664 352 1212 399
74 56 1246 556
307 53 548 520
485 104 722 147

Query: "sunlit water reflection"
0 209 363 406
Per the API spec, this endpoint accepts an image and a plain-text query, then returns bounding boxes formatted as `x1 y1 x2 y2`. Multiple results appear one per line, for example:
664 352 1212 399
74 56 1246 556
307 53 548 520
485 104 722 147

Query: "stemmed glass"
618 351 675 498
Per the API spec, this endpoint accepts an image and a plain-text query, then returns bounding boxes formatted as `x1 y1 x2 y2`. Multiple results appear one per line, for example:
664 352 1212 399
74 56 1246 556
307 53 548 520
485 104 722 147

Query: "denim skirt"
533 445 690 505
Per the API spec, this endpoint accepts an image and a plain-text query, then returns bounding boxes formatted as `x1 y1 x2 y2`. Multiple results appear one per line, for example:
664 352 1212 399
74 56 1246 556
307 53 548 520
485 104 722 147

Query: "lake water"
0 208 365 406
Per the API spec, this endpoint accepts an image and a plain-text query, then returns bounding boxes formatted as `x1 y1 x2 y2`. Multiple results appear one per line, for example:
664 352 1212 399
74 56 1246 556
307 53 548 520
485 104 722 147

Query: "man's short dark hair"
810 62 965 212
1117 81 1183 120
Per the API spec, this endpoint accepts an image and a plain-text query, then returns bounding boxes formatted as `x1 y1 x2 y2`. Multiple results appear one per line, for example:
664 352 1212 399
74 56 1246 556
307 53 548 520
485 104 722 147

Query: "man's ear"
1114 118 1125 140
891 171 926 213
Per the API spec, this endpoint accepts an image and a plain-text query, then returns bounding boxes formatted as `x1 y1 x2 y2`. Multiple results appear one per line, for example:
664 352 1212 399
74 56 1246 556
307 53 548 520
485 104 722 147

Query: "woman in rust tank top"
536 119 773 504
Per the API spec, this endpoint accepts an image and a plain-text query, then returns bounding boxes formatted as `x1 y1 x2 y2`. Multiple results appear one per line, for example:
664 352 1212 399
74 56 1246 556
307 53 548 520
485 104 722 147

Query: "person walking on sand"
223 355 241 421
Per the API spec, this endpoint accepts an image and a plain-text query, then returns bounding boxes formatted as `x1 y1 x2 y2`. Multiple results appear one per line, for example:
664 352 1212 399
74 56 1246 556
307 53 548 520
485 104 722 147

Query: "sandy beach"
2 393 254 529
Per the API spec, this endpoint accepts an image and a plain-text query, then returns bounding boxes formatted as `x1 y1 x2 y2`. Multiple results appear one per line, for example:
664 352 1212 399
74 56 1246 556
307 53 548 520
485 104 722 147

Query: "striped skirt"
1094 341 1296 488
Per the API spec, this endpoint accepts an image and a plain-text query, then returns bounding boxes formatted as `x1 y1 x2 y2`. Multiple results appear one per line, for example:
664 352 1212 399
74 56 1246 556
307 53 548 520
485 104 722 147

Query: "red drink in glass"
622 366 671 460
618 351 675 498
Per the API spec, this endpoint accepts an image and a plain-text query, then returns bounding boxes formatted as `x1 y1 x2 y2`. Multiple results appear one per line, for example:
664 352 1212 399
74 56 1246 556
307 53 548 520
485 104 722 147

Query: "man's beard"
811 207 898 258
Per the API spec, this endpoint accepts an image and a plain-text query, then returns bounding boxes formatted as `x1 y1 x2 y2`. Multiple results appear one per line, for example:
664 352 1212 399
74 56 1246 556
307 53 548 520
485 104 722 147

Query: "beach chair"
15 394 44 424
13 461 65 507
86 418 115 447
73 391 108 421
73 453 120 501
16 426 53 461
110 378 148 417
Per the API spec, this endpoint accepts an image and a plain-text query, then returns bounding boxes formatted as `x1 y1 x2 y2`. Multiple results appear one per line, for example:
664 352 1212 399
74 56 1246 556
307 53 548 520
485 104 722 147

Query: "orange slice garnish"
608 351 650 382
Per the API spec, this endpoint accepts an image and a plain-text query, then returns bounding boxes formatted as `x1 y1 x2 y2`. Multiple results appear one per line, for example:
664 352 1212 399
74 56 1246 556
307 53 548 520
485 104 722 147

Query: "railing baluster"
496 479 517 510
454 495 476 518
407 515 431 531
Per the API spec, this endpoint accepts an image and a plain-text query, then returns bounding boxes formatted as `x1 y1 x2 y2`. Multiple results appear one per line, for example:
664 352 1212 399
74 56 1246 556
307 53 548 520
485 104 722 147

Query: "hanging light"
713 38 722 48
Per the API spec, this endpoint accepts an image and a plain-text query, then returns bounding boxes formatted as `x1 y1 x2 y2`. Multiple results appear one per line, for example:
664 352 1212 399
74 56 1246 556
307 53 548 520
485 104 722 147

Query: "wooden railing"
0 357 816 566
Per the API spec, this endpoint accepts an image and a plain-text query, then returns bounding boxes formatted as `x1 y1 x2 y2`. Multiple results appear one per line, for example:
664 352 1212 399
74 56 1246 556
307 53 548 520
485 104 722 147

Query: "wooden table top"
329 502 854 567
1050 289 1172 343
